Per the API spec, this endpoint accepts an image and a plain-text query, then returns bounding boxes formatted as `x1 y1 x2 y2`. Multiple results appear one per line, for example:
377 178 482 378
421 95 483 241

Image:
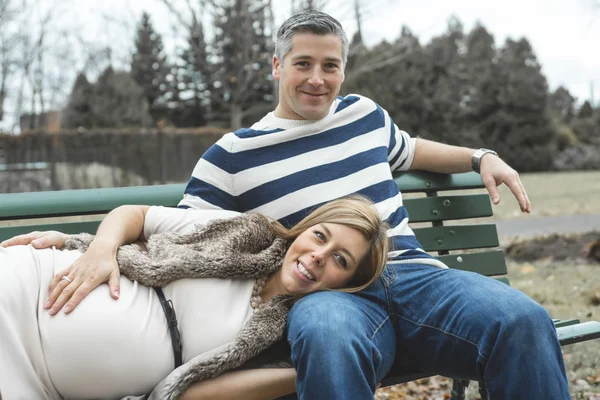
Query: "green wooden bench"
1 171 599 399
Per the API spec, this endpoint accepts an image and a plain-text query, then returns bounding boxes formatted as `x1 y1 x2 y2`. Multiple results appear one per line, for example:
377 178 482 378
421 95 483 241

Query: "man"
177 9 569 400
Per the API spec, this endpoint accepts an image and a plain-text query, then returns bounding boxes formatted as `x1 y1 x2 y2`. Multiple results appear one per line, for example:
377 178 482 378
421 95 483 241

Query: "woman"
0 196 388 400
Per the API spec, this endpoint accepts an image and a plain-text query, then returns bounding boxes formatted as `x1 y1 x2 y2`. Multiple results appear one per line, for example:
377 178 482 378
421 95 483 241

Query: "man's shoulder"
334 94 380 114
231 127 284 139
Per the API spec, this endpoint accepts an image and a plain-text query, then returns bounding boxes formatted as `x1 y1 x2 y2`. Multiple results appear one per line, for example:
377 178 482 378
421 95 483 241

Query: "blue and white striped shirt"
179 94 443 265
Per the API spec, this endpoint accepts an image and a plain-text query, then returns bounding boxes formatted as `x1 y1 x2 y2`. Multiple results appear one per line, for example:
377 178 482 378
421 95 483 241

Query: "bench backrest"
0 171 506 280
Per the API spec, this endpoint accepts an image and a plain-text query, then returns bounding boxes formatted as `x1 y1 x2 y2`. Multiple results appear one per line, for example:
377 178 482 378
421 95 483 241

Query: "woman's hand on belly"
46 238 121 315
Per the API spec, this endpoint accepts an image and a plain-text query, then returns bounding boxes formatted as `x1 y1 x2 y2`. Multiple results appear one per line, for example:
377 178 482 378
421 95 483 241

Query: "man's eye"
296 61 309 67
325 63 338 69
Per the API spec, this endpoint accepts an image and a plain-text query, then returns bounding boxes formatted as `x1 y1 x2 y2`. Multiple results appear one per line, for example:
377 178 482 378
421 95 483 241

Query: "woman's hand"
0 230 68 249
46 238 121 315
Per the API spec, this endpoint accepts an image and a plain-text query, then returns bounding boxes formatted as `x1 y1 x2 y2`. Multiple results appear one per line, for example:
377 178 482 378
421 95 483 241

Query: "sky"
2 0 599 132
82 0 600 104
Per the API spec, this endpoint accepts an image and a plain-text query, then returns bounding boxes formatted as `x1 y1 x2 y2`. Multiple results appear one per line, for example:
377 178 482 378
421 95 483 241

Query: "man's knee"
287 291 369 347
480 291 557 352
286 291 395 385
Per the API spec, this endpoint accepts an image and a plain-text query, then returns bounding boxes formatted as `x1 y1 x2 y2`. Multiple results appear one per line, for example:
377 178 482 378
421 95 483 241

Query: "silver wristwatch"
471 148 498 173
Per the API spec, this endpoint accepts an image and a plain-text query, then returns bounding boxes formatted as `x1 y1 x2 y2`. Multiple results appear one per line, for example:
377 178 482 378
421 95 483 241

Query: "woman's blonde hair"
268 195 389 293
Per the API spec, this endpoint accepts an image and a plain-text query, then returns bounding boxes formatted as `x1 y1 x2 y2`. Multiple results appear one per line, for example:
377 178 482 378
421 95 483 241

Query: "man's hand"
46 238 121 315
0 230 67 249
479 154 531 213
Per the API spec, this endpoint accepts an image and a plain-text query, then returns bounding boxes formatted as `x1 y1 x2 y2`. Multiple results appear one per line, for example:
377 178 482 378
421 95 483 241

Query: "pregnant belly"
40 276 173 399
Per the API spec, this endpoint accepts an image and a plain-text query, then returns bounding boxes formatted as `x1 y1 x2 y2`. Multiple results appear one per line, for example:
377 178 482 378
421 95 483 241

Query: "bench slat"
553 319 581 328
557 321 600 346
0 184 185 220
414 224 499 251
394 171 484 193
0 221 102 242
436 250 507 276
404 194 492 222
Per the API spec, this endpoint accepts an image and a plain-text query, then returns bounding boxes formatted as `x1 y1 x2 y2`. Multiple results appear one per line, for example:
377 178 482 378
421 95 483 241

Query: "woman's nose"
311 249 325 267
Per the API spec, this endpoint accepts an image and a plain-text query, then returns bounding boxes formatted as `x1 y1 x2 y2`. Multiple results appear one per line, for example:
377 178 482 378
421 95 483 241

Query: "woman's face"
278 222 370 297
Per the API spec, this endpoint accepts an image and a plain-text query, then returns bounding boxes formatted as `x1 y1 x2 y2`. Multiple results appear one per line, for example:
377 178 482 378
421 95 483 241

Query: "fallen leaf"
520 263 537 274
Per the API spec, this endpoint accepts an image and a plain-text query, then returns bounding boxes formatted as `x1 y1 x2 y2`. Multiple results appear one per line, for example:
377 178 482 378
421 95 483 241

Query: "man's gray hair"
275 10 349 67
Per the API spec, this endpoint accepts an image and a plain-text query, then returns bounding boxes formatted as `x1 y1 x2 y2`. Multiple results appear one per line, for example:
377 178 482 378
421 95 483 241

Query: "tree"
210 0 274 129
171 18 209 127
578 100 594 118
418 17 466 145
92 66 152 128
571 101 600 145
292 0 326 12
130 12 171 124
549 86 576 123
481 38 556 171
459 23 500 148
62 72 93 128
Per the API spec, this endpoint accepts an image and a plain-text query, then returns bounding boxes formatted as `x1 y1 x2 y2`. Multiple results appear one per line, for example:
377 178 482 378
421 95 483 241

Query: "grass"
453 170 600 221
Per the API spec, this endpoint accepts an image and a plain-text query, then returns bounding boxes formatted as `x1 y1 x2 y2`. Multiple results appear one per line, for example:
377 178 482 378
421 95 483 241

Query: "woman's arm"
180 368 296 400
46 205 150 315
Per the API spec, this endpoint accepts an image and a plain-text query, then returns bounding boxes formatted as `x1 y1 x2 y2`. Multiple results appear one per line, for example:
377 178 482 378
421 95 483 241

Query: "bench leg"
478 381 489 400
450 379 469 400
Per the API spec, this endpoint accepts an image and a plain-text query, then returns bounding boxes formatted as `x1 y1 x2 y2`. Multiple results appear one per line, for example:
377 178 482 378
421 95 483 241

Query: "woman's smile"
268 222 370 297
295 260 316 282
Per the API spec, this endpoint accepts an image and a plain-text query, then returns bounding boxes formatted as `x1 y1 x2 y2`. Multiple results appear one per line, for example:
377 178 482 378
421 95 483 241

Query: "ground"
376 170 600 399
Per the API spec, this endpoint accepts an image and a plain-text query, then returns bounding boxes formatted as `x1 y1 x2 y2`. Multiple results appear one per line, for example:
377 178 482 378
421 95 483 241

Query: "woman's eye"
314 231 325 241
335 254 348 268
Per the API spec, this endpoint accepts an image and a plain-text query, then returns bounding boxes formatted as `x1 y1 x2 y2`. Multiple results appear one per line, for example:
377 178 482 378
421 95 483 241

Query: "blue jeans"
286 262 570 399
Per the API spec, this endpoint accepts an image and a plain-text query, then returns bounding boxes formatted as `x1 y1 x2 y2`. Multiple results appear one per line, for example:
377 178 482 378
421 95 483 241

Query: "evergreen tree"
549 86 576 123
578 101 594 118
172 19 209 127
92 66 152 128
571 101 600 144
62 72 94 129
210 0 274 129
483 38 556 171
460 23 499 148
385 27 427 135
130 12 171 124
419 17 466 145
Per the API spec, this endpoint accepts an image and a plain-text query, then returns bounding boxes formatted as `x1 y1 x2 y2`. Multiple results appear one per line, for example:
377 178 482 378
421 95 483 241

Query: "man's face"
273 33 345 120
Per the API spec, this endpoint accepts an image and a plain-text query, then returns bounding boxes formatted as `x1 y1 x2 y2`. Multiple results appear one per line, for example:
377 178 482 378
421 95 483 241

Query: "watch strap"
471 148 498 173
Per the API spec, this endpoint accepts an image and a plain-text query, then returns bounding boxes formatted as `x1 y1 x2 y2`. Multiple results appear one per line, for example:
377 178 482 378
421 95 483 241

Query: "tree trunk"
230 103 243 130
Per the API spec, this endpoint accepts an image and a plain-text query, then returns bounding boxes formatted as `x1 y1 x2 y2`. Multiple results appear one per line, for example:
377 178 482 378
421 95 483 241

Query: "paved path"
495 214 600 238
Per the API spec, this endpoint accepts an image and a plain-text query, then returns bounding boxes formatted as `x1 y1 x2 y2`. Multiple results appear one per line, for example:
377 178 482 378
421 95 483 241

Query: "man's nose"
307 68 324 87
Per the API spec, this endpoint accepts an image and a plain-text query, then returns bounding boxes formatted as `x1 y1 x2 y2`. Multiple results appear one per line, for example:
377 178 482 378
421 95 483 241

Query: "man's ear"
272 55 281 81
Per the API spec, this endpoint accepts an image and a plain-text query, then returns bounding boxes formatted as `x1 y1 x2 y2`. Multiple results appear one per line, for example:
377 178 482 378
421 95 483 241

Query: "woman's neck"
261 271 288 303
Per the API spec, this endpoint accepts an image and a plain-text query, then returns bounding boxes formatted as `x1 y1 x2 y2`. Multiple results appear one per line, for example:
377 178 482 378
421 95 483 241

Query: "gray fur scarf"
63 214 293 400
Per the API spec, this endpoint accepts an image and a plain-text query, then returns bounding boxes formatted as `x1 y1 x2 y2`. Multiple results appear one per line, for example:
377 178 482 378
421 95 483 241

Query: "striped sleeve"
177 134 238 211
386 114 416 172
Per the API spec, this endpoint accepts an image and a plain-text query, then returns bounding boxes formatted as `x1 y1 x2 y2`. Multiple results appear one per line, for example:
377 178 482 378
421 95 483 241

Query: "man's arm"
180 368 296 400
410 138 531 213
